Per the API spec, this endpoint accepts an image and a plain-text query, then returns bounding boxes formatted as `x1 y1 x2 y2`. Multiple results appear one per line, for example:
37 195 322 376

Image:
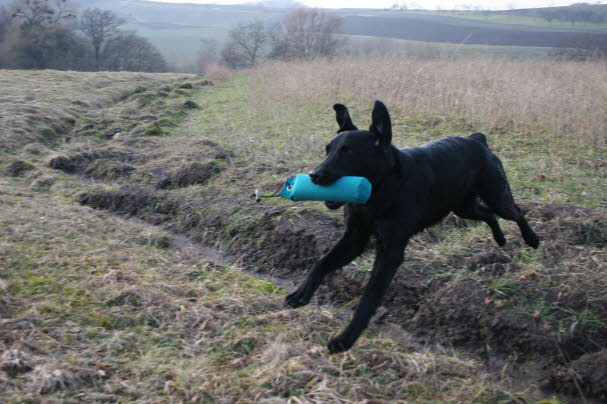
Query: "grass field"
1 60 606 402
406 10 607 30
342 35 555 60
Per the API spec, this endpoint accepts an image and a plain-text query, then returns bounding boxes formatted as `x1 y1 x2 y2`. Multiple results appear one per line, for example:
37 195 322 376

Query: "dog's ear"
333 104 358 133
369 100 392 148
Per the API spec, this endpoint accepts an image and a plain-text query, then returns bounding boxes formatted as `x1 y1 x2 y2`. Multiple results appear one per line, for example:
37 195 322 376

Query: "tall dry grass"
251 58 607 152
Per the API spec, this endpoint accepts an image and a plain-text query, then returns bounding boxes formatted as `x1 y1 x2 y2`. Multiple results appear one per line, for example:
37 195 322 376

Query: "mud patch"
413 277 607 361
547 349 607 400
413 279 551 356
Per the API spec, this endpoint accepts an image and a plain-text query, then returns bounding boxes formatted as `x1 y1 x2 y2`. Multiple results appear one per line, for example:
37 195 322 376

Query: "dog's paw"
327 335 354 354
495 234 506 247
325 201 345 210
524 232 540 249
285 290 310 308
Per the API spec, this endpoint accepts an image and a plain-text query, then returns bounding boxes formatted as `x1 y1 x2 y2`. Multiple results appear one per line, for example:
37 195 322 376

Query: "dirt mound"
547 349 607 400
155 161 221 189
50 150 135 173
413 274 607 363
84 160 135 180
49 149 140 178
188 139 234 160
79 185 179 223
525 202 607 248
5 160 35 177
413 279 554 356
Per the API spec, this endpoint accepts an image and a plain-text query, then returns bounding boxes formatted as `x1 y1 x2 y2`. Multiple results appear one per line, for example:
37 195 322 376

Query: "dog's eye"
340 145 351 153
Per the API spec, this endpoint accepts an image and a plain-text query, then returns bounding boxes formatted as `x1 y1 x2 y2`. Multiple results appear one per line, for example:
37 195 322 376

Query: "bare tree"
14 23 91 69
270 8 343 61
220 19 267 69
11 0 75 29
6 0 89 70
101 31 167 72
79 8 124 70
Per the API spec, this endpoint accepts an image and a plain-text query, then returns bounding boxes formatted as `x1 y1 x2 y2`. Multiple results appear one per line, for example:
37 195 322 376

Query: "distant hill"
69 0 285 26
340 12 607 48
246 0 304 8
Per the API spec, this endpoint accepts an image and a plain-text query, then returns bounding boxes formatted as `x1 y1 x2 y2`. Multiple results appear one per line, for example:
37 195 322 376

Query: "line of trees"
530 4 607 25
449 3 607 26
0 0 167 72
211 8 344 70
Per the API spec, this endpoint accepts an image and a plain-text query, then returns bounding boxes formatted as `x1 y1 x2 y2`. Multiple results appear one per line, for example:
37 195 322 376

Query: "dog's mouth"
309 168 340 186
311 176 337 186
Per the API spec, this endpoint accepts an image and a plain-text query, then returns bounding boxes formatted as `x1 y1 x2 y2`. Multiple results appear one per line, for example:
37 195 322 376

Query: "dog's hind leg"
479 160 540 249
286 213 371 308
499 204 539 249
328 232 407 353
454 198 506 247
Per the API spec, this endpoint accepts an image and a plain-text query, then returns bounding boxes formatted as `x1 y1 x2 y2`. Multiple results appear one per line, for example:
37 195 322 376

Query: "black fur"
287 100 540 354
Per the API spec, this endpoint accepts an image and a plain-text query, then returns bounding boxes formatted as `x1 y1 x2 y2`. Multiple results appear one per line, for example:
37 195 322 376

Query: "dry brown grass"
250 58 607 152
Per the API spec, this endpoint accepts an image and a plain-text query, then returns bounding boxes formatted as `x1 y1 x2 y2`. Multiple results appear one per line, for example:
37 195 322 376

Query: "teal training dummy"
279 174 371 204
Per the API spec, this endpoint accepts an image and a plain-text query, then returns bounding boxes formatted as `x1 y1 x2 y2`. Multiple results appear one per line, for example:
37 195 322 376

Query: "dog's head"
310 100 395 189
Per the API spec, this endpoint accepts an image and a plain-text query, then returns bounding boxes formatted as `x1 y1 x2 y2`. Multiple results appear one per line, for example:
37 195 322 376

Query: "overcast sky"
148 0 588 11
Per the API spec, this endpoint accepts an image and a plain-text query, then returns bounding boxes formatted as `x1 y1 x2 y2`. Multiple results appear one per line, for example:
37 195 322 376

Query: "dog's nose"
309 170 321 184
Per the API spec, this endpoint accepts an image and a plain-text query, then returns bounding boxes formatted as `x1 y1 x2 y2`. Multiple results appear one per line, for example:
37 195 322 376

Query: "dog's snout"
309 169 320 184
310 167 339 185
309 168 330 185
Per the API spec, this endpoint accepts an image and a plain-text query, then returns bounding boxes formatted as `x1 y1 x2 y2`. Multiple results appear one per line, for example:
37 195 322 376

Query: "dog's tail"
469 132 488 146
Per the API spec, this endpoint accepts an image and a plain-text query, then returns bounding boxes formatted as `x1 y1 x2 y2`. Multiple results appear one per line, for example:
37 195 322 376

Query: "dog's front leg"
286 226 370 308
328 237 406 354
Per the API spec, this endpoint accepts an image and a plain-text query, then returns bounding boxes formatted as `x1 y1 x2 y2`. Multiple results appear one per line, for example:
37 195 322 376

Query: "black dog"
286 100 539 354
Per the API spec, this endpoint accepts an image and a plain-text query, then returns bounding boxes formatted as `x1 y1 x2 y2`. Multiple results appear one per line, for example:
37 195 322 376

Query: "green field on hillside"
405 10 607 30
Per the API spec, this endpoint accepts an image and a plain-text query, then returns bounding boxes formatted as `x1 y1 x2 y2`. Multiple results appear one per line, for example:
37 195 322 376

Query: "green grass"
415 10 607 30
